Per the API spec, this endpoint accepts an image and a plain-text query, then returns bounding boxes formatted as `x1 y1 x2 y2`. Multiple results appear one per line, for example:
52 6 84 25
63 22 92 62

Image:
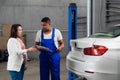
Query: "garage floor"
0 58 68 80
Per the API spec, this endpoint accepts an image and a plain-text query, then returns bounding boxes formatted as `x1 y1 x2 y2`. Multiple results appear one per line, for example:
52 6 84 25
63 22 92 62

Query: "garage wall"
106 0 120 27
92 0 120 33
0 0 87 59
92 0 106 33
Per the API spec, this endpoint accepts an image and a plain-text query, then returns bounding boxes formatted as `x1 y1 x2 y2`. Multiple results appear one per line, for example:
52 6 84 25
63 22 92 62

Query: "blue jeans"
9 64 25 80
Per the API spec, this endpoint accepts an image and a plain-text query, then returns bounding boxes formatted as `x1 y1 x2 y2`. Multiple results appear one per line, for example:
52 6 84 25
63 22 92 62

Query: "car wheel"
0 50 4 62
76 77 87 80
83 77 87 80
3 50 8 61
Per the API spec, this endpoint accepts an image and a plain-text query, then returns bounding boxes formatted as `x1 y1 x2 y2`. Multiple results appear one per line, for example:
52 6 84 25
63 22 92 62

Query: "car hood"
71 37 120 49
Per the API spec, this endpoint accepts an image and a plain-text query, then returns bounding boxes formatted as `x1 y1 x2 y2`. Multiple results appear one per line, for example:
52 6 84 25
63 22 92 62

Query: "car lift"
68 3 78 80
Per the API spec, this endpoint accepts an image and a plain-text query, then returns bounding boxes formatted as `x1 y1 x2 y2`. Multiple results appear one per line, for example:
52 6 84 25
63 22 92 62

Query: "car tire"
83 77 87 80
76 77 87 80
3 50 8 61
0 50 4 62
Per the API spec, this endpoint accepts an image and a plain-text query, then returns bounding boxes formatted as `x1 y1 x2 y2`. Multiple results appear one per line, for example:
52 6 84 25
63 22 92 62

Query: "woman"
7 24 34 80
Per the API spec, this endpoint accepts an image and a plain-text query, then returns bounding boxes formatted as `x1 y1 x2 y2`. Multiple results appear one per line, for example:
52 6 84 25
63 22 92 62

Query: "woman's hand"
27 47 37 52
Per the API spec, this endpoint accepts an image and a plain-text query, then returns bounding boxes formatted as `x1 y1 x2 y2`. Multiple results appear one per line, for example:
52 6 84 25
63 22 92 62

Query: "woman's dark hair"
41 17 51 23
10 24 22 38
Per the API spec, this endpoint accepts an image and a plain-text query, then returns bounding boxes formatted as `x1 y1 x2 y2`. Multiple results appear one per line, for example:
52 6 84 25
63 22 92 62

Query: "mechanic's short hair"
41 17 51 23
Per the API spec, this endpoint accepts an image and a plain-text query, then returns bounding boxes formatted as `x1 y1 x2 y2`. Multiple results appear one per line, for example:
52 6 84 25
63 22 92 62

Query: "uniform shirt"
35 28 63 48
7 38 27 72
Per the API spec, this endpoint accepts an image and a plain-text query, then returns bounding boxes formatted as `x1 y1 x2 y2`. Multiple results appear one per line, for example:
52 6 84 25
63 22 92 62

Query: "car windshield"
90 26 120 38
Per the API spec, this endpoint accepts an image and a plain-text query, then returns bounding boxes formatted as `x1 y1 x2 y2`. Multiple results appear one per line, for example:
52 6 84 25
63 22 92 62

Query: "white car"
66 25 120 80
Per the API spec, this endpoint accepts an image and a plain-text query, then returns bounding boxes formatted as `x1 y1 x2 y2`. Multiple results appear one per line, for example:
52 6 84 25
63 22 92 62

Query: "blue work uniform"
39 28 60 80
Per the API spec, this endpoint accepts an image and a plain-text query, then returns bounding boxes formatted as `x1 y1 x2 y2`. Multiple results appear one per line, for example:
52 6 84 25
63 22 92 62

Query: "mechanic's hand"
57 47 62 52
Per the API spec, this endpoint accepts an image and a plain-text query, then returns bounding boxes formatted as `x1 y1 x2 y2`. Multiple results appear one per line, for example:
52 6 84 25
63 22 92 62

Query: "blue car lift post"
68 3 77 80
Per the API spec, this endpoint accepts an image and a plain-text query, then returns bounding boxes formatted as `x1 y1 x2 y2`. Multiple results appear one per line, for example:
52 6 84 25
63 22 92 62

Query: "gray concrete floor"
0 58 68 80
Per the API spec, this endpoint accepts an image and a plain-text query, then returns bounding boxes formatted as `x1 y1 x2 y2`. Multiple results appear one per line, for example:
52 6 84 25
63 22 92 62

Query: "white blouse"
7 38 27 72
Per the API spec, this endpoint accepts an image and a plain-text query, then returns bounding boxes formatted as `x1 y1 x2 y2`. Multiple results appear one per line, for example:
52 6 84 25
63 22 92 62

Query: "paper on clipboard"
35 45 52 52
